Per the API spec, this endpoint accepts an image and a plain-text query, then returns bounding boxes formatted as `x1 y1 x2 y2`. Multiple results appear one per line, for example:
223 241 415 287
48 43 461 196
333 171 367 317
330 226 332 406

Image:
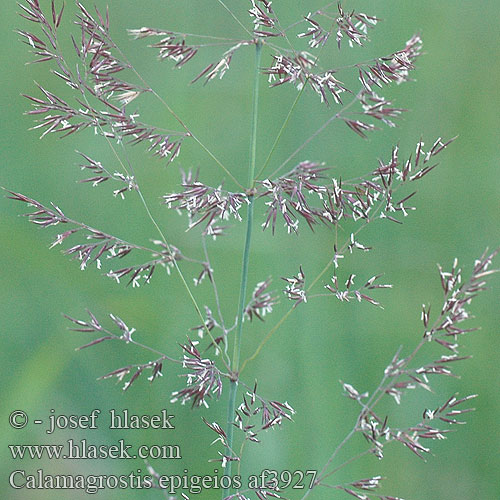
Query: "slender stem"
231 200 255 369
223 40 262 499
233 40 262 372
223 379 237 494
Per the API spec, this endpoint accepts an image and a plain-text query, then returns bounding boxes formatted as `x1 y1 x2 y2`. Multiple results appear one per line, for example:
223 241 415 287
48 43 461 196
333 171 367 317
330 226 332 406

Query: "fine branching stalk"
9 2 499 500
224 40 262 497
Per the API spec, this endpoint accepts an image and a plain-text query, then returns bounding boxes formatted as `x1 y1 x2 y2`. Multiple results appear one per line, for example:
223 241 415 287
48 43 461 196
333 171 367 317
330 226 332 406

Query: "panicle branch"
76 151 138 197
310 249 498 496
6 190 198 285
18 0 188 164
64 309 178 390
244 279 278 322
171 337 224 408
163 171 249 237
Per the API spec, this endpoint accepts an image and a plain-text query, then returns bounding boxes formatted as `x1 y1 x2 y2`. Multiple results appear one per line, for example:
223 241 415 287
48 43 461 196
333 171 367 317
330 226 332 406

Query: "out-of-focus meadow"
1 1 499 499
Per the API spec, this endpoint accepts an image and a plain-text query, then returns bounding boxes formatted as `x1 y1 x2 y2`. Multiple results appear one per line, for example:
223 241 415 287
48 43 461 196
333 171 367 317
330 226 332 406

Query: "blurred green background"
1 1 499 499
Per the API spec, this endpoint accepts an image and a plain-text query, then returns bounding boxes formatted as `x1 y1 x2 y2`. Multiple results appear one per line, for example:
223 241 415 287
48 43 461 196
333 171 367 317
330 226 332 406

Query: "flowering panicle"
66 310 136 342
107 239 186 287
427 249 499 340
76 151 138 198
343 251 499 458
23 83 186 163
234 383 295 445
335 35 424 136
360 392 478 462
358 35 423 91
191 306 217 338
74 2 139 99
163 176 248 234
264 53 349 105
338 91 407 138
22 84 99 139
347 233 372 254
171 337 223 408
99 358 165 391
376 253 499 407
325 273 392 308
64 310 170 390
225 489 283 500
98 355 167 392
341 381 369 402
266 26 420 110
335 4 380 49
130 27 253 85
337 475 385 499
256 136 453 234
357 93 406 130
293 250 498 497
189 306 227 357
244 279 278 322
18 0 187 164
203 417 229 448
131 29 199 67
7 190 189 283
17 0 65 63
105 247 179 287
257 161 329 233
248 0 280 38
297 13 331 49
62 232 134 273
282 266 307 304
7 190 68 228
192 41 255 85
